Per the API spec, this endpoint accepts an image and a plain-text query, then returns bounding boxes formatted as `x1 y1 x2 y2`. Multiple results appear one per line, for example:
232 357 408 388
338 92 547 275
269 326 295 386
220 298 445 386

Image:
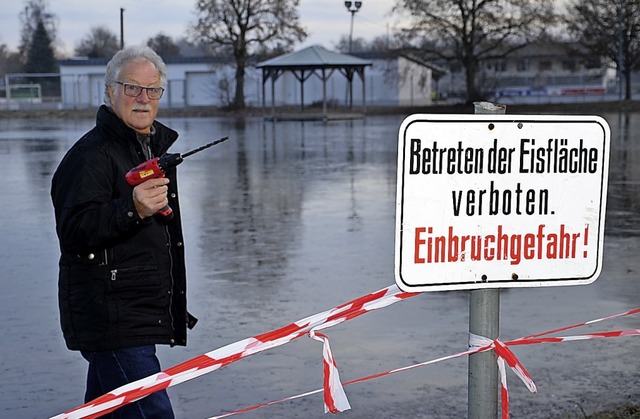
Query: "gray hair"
103 45 167 106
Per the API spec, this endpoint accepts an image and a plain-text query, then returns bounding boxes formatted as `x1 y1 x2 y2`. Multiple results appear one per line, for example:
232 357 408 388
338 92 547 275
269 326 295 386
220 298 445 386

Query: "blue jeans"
81 345 174 418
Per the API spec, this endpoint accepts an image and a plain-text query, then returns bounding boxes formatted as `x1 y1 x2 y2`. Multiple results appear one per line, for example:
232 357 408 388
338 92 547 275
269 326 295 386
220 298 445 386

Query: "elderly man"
51 46 196 417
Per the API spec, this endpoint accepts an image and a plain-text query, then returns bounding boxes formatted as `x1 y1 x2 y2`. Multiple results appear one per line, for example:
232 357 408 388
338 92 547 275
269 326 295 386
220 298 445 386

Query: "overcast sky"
0 0 393 55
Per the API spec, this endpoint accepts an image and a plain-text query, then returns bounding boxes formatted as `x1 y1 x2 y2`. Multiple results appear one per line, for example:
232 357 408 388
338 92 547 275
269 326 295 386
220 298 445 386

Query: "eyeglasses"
116 82 164 100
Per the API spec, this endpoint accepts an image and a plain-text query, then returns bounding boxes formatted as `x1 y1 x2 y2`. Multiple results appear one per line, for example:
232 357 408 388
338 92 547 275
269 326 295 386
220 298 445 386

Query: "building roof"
255 45 372 69
58 55 230 67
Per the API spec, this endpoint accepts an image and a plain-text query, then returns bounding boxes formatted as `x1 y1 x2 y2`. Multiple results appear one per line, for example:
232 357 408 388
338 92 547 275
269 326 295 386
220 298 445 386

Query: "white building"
57 46 440 110
58 55 240 109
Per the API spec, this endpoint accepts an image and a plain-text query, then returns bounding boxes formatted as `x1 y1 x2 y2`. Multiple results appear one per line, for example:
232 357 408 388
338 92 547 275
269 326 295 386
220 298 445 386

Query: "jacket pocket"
109 265 159 289
66 249 110 266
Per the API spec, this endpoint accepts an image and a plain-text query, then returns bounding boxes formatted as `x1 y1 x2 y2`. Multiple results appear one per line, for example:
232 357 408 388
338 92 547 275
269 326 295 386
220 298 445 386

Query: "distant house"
434 40 617 102
487 41 615 97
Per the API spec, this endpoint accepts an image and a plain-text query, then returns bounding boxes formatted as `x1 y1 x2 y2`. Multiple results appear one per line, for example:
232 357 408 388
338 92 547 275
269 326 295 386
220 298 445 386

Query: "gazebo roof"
256 45 372 69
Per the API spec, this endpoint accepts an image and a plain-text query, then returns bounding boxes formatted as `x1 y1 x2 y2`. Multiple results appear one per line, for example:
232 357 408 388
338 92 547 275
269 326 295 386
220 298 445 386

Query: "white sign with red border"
394 114 610 292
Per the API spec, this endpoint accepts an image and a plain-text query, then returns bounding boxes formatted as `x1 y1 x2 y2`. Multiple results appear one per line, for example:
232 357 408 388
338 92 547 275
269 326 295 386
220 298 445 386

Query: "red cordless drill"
125 136 229 218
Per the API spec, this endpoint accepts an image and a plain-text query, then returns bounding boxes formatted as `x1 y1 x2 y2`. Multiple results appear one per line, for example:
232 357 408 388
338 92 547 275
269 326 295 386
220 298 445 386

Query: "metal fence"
1 73 62 110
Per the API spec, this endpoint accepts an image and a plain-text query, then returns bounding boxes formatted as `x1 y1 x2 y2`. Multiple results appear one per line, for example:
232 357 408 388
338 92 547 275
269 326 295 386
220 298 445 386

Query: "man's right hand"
132 178 170 219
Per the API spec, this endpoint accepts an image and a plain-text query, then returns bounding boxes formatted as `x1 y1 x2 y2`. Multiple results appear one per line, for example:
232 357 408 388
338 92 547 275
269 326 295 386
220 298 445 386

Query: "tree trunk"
234 61 246 109
233 47 247 109
464 58 481 103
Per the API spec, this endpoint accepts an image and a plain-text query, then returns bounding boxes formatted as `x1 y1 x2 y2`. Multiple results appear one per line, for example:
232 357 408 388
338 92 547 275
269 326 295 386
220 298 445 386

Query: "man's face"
109 60 161 134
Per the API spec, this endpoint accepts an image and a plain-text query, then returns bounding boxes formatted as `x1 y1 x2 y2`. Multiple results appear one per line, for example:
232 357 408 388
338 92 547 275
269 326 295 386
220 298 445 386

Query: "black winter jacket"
51 105 196 352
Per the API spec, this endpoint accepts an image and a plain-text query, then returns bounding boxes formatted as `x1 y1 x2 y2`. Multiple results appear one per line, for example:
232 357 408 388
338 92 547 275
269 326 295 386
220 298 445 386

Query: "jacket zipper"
165 225 176 333
110 265 157 280
99 249 109 266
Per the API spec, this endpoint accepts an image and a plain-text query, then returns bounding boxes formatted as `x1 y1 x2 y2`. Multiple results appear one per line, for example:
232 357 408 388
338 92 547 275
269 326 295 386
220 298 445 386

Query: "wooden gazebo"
256 45 372 120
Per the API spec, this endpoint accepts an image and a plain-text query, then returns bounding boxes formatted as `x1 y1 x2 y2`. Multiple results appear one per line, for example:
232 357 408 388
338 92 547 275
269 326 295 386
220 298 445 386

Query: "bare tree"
0 44 22 76
175 37 212 57
147 33 181 58
75 26 119 58
392 0 556 103
193 0 307 109
335 34 402 53
565 0 640 100
335 36 368 53
368 34 402 52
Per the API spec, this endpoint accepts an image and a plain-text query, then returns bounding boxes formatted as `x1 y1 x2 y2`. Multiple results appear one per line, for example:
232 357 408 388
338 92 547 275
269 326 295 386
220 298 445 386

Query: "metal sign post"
468 102 504 419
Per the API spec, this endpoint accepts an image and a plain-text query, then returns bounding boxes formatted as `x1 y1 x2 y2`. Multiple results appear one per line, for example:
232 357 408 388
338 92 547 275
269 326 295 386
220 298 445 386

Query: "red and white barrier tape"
50 285 418 419
469 333 537 419
309 330 351 413
207 307 640 419
50 285 640 419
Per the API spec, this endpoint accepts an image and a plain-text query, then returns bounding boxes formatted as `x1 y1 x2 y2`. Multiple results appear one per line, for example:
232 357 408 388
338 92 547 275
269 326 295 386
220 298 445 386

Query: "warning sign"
394 114 610 292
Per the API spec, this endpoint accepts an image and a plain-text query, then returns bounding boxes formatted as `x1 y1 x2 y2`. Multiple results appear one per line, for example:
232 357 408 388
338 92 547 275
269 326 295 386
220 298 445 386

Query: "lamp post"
120 8 125 49
344 1 362 53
